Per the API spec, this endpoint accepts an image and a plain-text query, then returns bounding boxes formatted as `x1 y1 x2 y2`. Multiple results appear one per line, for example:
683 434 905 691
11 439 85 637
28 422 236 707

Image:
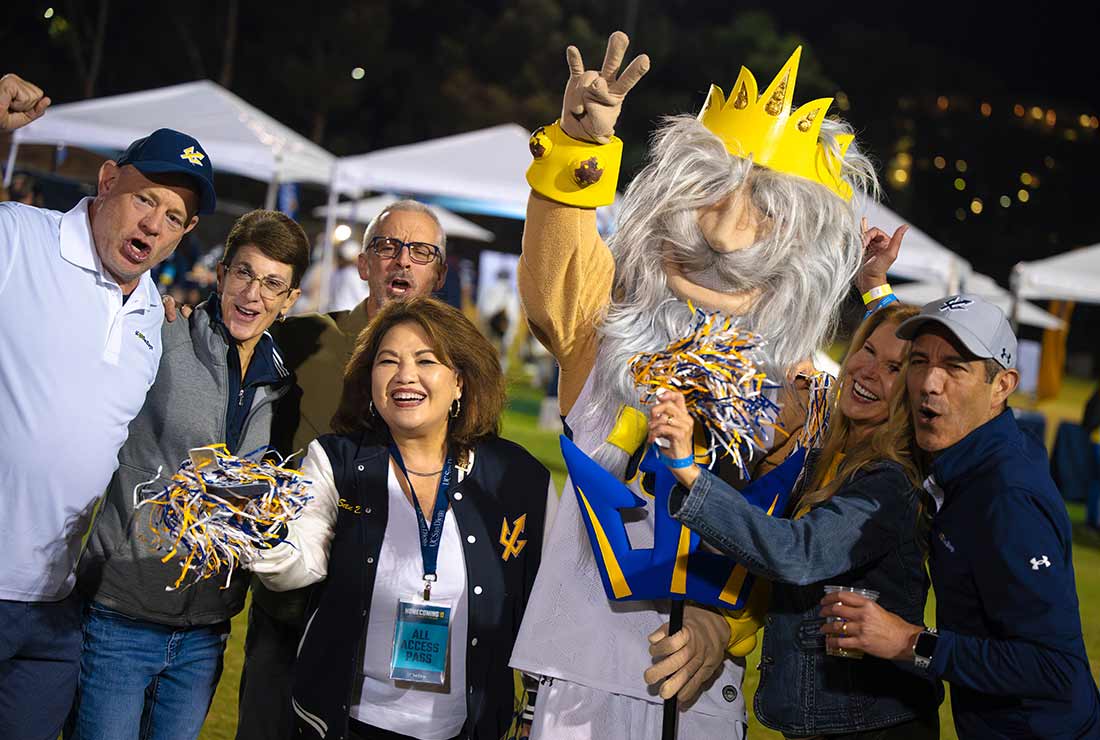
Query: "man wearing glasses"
236 199 448 740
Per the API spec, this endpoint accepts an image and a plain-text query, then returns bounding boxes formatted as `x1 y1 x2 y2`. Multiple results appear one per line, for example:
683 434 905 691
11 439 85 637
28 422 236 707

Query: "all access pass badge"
390 598 452 686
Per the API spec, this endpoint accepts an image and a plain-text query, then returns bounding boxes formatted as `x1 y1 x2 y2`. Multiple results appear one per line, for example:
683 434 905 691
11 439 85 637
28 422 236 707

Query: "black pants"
235 599 305 740
823 710 939 740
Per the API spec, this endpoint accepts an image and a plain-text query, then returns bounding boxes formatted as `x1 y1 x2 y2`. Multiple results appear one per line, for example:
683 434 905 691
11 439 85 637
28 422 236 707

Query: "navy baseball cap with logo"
115 128 216 214
896 293 1018 369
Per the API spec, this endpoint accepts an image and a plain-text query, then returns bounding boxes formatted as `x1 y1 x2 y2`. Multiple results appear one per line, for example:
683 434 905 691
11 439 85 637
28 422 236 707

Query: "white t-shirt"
350 463 469 740
0 199 163 601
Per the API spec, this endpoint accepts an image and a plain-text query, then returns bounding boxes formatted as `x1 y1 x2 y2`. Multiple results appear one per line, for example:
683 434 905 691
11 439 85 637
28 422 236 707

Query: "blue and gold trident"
561 435 805 610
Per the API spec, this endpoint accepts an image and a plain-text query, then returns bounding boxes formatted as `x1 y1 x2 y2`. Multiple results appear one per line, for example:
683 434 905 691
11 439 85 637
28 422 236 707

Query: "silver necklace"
405 467 443 477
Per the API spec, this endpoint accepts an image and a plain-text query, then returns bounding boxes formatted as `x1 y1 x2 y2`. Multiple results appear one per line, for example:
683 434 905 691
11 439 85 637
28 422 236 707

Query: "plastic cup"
823 585 880 659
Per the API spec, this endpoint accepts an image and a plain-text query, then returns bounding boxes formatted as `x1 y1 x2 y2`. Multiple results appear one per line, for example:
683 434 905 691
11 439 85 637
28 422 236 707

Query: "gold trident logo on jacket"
500 514 528 561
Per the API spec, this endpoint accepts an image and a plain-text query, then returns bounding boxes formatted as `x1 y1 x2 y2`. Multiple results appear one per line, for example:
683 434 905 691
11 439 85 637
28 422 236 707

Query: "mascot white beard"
583 113 876 475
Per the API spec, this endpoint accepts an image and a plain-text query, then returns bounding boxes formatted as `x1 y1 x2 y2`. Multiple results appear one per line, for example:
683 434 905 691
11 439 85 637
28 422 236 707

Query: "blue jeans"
0 592 83 740
68 602 229 740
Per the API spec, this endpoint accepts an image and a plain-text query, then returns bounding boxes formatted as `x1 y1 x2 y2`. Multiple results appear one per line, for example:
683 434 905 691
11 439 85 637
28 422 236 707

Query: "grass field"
199 378 1100 740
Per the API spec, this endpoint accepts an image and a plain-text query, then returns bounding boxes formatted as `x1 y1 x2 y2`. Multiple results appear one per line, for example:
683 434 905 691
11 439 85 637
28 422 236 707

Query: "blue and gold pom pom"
628 303 781 480
135 444 311 591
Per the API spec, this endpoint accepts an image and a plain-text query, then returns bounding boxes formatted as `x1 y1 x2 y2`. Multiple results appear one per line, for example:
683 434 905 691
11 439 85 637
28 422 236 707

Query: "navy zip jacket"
927 409 1100 739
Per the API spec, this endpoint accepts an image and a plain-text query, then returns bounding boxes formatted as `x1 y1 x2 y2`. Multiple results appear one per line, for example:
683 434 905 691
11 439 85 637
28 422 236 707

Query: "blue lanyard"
389 444 455 599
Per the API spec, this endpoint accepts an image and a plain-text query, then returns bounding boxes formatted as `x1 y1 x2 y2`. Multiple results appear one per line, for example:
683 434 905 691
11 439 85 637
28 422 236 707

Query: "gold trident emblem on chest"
499 514 528 561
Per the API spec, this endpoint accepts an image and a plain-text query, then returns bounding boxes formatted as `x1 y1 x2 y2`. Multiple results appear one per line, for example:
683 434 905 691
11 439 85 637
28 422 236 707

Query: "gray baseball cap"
895 294 1018 369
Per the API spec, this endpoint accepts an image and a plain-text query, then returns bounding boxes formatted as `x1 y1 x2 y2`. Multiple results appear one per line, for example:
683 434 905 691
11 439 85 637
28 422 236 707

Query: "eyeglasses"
368 236 442 265
224 263 292 301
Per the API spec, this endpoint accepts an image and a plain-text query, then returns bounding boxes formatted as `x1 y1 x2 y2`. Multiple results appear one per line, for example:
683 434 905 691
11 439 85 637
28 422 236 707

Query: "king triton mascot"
508 32 879 740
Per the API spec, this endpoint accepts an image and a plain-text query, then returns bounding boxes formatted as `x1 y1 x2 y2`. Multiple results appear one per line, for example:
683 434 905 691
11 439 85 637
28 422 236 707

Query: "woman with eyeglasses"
69 209 310 740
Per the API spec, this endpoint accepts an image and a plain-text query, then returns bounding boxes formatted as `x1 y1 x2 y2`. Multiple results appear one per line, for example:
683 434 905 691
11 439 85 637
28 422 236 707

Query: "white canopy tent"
6 80 336 206
312 194 494 242
331 124 532 214
894 272 1064 330
860 200 972 292
1011 244 1100 304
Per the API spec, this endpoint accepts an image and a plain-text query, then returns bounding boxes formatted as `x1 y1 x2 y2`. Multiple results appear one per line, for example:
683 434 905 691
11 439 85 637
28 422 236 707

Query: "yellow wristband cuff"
861 284 893 304
526 121 622 208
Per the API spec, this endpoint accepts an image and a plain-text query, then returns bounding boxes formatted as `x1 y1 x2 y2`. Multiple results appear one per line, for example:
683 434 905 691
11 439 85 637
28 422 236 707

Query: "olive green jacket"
267 298 371 460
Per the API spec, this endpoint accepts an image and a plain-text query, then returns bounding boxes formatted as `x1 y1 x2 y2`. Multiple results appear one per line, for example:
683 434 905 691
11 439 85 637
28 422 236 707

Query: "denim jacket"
670 452 941 737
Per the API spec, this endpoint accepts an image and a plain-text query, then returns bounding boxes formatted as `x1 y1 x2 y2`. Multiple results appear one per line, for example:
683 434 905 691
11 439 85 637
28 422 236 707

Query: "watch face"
915 631 938 659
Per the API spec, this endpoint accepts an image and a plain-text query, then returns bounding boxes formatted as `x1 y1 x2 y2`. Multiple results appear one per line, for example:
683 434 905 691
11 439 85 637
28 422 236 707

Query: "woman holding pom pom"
651 301 942 739
251 296 555 740
70 210 309 740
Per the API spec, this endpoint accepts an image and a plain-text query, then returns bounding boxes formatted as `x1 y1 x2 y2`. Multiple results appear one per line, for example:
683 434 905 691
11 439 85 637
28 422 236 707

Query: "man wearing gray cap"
819 294 1100 739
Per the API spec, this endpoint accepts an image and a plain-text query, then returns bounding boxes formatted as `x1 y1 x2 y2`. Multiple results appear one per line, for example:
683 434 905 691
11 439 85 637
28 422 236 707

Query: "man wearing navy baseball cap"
0 74 218 739
819 294 1100 739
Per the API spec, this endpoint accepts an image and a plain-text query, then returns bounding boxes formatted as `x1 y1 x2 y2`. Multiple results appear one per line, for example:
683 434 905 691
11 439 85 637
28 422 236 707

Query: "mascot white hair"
509 32 879 740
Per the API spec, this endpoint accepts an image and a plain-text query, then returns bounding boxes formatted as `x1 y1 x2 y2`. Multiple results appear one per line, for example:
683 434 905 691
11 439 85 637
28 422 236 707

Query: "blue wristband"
658 451 695 469
863 292 899 319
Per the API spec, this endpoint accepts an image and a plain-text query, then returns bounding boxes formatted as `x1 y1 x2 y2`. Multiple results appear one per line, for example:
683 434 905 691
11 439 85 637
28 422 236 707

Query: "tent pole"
1009 266 1022 334
265 174 280 211
3 139 19 188
317 167 340 313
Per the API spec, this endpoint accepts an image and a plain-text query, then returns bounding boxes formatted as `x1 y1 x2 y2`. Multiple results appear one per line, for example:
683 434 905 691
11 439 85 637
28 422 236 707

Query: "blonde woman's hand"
647 389 699 488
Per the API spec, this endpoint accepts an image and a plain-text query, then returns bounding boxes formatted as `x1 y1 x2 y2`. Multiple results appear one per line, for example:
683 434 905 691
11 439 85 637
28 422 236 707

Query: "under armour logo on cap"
939 296 973 312
1030 555 1051 570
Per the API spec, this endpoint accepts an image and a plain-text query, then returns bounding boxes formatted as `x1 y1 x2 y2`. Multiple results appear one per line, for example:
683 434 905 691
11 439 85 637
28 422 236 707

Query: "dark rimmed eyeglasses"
224 263 292 301
368 236 442 265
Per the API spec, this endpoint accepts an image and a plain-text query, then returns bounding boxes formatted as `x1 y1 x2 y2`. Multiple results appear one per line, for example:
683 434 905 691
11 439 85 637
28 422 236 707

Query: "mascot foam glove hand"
646 604 731 703
527 31 649 209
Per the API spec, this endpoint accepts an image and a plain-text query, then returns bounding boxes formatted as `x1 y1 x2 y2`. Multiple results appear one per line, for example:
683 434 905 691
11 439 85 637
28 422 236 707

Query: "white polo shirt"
0 199 164 602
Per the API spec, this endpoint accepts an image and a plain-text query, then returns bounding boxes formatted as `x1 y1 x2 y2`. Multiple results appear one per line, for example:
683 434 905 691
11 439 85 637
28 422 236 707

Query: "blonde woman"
653 303 941 739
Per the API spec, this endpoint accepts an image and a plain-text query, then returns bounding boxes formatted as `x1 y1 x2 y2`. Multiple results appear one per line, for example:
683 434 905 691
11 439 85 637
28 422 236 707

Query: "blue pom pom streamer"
134 444 312 591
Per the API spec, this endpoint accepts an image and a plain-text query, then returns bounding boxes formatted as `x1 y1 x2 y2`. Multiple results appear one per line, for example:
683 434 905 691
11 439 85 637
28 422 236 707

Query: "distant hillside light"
980 102 992 117
44 7 54 18
1030 106 1043 120
1020 172 1033 185
955 208 966 221
351 67 365 80
1013 104 1025 117
999 195 1011 208
933 156 946 170
891 169 909 186
1018 189 1030 203
1045 109 1057 126
1080 114 1092 127
970 198 983 215
937 96 950 111
835 91 850 111
1044 156 1056 169
955 159 968 173
954 178 966 191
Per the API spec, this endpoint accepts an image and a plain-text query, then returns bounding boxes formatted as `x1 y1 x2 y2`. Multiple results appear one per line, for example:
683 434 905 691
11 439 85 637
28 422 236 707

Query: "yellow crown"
698 47 854 201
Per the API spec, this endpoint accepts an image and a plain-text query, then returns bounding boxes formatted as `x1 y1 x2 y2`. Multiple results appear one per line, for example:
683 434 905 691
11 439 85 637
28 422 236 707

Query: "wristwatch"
913 628 938 670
